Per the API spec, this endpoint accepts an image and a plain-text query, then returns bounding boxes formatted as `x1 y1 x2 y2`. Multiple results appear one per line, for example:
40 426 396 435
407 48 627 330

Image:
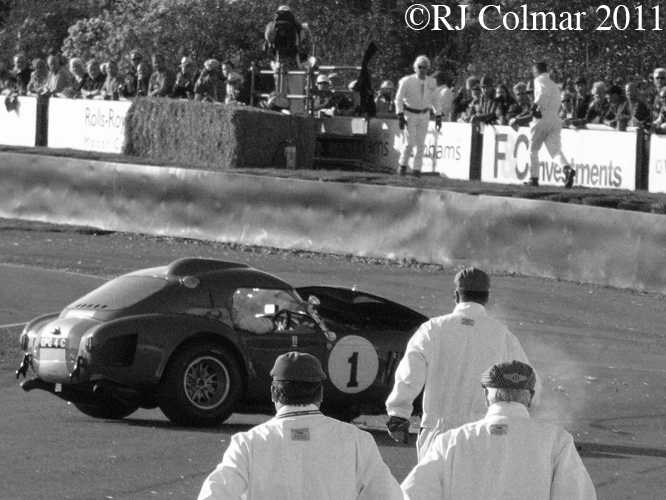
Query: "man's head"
152 53 166 72
470 84 481 99
106 60 118 77
137 61 152 80
69 57 85 77
270 352 326 407
130 50 143 69
180 57 194 75
413 55 430 80
591 81 607 102
481 360 536 408
454 267 490 305
653 68 666 89
316 73 331 92
532 61 548 78
47 55 60 73
574 76 588 96
480 76 494 98
86 59 100 79
221 60 234 78
513 82 529 104
14 53 27 71
380 80 395 96
465 76 480 91
607 85 623 104
625 82 640 101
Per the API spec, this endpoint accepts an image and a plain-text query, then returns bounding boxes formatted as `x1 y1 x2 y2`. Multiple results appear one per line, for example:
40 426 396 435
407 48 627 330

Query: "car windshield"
66 276 168 310
231 288 307 320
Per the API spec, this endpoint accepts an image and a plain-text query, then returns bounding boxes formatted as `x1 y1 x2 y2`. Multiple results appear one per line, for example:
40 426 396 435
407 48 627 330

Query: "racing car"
17 257 426 426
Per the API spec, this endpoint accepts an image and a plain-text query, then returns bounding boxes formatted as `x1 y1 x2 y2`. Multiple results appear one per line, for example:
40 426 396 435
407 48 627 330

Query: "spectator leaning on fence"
622 82 651 129
195 59 224 102
507 82 533 130
11 52 31 95
27 58 48 95
44 55 72 97
80 59 105 99
172 57 199 100
651 68 666 122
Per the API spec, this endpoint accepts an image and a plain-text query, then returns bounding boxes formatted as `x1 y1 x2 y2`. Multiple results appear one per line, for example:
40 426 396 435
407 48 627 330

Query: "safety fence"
1 95 666 193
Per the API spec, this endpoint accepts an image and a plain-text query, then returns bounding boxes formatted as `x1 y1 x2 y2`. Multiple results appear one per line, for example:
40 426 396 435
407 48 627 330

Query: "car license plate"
40 337 67 349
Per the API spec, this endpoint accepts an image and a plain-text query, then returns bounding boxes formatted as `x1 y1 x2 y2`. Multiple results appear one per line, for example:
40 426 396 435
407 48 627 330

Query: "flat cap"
454 267 490 292
270 352 327 382
481 360 536 390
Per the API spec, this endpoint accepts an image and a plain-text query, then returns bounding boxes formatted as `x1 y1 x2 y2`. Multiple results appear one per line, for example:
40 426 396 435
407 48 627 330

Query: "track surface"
0 220 665 499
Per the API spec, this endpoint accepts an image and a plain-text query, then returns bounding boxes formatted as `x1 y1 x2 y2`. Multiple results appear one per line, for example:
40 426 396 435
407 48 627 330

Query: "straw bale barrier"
122 98 316 170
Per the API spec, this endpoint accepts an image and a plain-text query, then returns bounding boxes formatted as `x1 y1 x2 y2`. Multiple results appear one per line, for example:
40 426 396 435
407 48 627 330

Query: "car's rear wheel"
74 398 139 420
157 342 242 427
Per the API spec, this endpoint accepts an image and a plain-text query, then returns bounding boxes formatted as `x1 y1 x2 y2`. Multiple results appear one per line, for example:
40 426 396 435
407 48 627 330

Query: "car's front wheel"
157 342 242 427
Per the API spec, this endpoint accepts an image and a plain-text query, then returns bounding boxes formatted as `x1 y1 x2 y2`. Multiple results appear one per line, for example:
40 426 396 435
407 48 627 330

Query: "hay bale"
122 98 315 170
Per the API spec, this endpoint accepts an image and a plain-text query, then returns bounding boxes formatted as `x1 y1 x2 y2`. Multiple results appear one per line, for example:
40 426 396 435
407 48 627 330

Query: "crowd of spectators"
1 46 665 134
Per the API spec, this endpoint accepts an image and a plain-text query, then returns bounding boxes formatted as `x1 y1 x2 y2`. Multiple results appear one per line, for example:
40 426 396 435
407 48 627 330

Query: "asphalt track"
1 255 665 499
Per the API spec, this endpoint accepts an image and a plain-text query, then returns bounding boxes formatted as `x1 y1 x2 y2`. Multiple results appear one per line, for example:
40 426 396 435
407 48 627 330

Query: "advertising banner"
48 99 132 153
648 134 666 193
0 95 40 146
364 119 473 179
481 125 638 190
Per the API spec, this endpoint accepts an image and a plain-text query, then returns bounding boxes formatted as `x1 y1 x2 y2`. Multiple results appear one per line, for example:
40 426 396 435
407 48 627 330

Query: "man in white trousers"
385 267 542 461
401 360 597 500
528 61 575 188
395 55 442 177
198 352 403 500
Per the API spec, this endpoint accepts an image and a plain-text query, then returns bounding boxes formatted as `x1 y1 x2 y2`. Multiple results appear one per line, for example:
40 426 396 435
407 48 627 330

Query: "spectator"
460 83 482 123
495 83 516 125
433 71 454 122
559 89 573 120
172 57 199 99
81 60 105 99
64 58 90 98
135 61 152 97
585 81 610 125
395 55 442 177
385 267 542 461
198 352 403 500
653 86 666 134
26 59 49 95
194 59 224 102
149 53 176 97
11 52 31 95
528 61 574 188
101 60 124 100
44 55 73 96
651 68 666 123
313 73 352 116
603 85 629 130
123 50 143 97
452 76 479 121
566 76 592 128
375 80 396 115
225 71 244 104
507 82 533 130
622 82 651 129
401 360 597 500
470 76 500 125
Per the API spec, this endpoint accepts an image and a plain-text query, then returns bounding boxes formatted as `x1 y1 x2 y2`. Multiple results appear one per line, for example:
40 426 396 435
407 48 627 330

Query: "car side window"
231 288 313 334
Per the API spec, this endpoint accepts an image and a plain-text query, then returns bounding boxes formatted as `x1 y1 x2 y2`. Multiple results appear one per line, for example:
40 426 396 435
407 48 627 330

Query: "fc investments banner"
481 125 638 190
48 98 132 153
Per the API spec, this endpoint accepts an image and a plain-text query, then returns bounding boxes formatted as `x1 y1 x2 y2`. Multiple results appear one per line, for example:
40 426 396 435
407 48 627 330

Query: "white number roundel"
327 335 379 394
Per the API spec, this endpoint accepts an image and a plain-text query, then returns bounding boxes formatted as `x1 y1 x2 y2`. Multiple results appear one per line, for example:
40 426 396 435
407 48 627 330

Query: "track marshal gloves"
387 415 411 444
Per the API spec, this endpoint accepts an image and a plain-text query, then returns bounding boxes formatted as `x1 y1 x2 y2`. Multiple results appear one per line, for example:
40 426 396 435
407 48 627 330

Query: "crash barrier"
0 95 662 187
647 134 666 193
1 151 665 294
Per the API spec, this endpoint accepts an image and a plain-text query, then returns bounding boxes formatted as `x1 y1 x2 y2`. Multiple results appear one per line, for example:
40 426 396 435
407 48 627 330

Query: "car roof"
127 258 293 290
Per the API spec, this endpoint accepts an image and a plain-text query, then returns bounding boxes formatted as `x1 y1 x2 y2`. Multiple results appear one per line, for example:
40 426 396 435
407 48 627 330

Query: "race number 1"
327 335 379 394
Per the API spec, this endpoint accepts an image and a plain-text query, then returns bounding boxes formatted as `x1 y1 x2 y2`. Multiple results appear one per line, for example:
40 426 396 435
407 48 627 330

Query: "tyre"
157 342 242 427
74 398 139 420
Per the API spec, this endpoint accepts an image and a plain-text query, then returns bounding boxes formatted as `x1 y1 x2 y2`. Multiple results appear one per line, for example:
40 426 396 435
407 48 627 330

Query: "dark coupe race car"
17 258 426 426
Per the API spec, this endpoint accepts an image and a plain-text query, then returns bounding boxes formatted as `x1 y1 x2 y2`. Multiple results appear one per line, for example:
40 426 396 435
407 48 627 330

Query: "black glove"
531 104 542 119
387 416 411 444
398 112 406 130
435 114 442 131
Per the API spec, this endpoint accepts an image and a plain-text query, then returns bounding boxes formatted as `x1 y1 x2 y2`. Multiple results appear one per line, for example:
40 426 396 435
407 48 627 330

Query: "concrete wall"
1 152 664 293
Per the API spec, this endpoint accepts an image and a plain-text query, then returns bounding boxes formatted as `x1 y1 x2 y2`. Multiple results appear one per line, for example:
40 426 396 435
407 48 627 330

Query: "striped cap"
481 360 536 391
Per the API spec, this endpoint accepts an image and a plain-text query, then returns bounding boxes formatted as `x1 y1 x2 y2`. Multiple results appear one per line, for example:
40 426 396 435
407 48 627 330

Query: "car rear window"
68 276 168 310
